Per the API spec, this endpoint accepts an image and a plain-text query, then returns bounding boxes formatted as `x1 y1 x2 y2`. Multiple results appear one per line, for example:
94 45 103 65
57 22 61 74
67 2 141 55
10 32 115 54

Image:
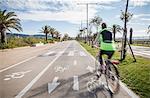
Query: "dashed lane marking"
73 76 79 91
73 60 77 66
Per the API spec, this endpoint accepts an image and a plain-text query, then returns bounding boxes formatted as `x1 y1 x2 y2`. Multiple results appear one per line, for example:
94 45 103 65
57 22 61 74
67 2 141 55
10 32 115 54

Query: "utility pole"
77 3 100 44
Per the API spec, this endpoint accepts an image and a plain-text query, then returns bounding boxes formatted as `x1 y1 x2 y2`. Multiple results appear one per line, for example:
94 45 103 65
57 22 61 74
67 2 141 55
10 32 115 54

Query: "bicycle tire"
105 60 120 94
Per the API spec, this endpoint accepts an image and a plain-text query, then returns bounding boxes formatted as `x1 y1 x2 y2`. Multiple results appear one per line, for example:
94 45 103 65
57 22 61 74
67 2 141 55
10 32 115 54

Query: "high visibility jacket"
99 28 116 51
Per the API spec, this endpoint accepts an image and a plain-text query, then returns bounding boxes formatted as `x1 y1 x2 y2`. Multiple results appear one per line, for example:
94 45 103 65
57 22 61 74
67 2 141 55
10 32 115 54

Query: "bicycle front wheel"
105 60 120 94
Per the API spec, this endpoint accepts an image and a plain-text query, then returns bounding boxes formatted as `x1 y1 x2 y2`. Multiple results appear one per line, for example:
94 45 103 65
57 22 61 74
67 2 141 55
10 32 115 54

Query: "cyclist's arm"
94 32 100 45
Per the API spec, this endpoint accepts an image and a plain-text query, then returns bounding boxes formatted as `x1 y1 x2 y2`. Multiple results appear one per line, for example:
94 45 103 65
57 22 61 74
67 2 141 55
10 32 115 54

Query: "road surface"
131 46 150 59
0 41 138 98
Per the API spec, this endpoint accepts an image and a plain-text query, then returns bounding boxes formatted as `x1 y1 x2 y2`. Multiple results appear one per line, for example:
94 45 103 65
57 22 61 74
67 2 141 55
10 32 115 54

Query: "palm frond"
5 12 17 19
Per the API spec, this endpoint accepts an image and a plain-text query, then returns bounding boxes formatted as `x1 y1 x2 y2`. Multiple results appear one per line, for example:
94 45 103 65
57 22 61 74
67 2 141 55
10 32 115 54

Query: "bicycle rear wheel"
105 60 120 94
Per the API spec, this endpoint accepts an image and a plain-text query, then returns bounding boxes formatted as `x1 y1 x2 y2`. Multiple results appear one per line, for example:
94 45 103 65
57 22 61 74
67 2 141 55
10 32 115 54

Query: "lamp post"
77 3 100 44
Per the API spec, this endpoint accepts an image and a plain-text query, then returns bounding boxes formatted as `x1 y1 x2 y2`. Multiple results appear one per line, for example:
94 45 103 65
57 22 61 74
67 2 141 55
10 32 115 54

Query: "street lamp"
77 2 101 43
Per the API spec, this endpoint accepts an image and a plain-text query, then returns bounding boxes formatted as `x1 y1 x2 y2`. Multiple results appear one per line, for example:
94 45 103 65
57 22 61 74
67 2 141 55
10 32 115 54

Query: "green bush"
0 37 56 49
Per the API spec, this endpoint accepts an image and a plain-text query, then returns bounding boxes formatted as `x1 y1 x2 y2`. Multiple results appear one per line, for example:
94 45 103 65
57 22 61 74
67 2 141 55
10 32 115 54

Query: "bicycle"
87 47 120 95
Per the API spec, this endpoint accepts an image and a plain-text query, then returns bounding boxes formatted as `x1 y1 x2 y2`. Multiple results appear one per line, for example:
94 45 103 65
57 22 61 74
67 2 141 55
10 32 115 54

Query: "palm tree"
90 16 102 46
148 25 150 33
54 30 60 39
129 28 133 44
112 24 123 42
49 27 55 39
90 16 102 32
80 27 87 43
40 25 50 42
0 10 22 43
148 25 150 46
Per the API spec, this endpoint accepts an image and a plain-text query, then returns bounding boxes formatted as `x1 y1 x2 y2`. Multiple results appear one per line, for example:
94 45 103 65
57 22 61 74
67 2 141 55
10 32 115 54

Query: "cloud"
130 0 150 6
132 14 150 19
141 18 150 21
0 0 120 24
0 0 70 12
128 22 148 26
131 14 150 24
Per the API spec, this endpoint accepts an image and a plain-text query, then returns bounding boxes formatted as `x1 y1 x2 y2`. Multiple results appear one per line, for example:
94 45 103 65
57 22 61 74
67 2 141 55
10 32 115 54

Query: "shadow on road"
23 72 113 98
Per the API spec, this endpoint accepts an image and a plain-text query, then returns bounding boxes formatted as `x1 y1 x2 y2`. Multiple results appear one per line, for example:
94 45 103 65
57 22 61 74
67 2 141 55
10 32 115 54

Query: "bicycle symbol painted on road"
54 66 68 73
3 70 32 81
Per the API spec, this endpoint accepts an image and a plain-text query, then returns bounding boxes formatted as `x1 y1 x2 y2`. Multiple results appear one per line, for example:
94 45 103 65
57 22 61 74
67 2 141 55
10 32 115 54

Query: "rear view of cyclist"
94 23 116 77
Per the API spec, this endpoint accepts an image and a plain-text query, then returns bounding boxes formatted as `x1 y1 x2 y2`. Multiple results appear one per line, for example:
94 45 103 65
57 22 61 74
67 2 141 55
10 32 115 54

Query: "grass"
80 41 150 98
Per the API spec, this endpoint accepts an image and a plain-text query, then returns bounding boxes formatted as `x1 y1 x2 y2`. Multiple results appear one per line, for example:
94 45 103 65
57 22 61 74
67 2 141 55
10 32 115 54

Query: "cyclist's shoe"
95 74 100 79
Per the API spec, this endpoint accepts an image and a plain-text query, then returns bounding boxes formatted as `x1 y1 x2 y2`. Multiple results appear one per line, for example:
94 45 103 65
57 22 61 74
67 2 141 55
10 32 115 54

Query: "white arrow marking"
15 42 71 98
86 66 95 73
48 77 60 94
73 76 79 91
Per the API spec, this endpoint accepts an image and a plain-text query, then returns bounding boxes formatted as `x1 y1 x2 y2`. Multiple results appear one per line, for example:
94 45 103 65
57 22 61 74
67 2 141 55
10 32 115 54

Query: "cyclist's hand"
93 45 99 49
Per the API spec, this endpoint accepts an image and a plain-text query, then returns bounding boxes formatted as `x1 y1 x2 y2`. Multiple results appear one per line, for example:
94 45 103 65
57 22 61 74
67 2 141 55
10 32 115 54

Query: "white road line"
68 51 74 56
0 44 59 73
133 51 150 56
0 56 36 73
73 76 79 91
73 60 77 66
79 51 87 56
15 42 71 98
77 41 139 98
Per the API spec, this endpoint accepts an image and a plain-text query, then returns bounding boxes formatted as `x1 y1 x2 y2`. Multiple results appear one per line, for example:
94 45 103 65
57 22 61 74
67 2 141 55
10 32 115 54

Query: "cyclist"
94 22 116 78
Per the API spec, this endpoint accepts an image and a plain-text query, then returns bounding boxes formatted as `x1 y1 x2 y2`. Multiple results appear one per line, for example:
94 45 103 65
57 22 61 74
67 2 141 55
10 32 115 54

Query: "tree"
0 10 22 43
90 16 102 32
62 33 69 41
54 30 60 39
129 28 133 44
112 24 123 42
89 16 102 46
80 27 87 43
148 25 150 46
120 0 133 61
148 25 150 33
49 27 55 39
40 25 50 42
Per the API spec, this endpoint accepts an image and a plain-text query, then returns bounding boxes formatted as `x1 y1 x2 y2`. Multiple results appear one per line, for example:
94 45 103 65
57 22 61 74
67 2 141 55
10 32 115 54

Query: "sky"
0 0 150 37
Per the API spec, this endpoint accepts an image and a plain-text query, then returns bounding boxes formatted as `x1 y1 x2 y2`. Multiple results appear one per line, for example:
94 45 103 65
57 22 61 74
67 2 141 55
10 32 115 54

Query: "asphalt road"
131 46 150 59
0 41 139 98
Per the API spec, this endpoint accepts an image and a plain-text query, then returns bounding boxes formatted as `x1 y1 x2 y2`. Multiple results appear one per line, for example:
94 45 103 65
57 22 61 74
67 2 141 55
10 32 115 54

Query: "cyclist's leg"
95 50 104 78
98 50 103 65
107 51 115 59
105 51 115 71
